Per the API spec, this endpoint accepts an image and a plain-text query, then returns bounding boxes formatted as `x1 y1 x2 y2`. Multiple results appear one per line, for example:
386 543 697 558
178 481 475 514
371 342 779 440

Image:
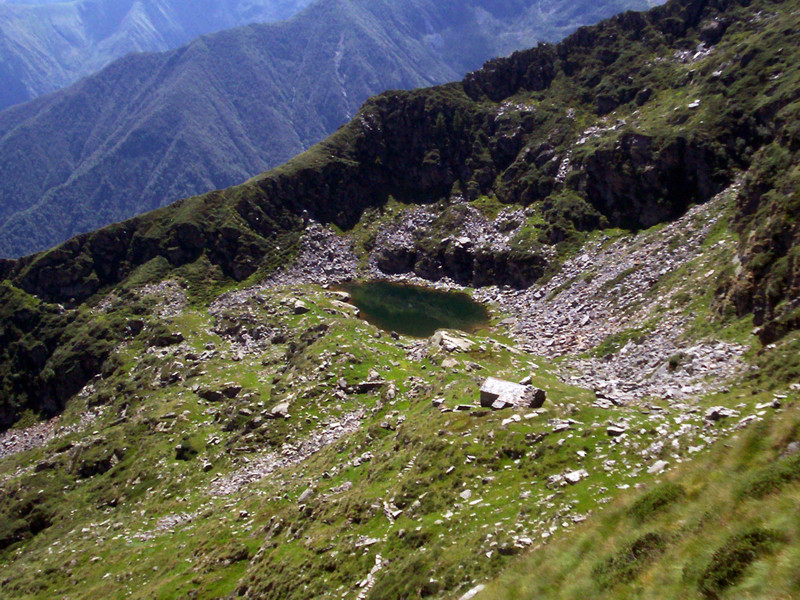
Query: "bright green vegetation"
3 280 793 599
341 281 490 337
2 0 800 597
478 402 800 600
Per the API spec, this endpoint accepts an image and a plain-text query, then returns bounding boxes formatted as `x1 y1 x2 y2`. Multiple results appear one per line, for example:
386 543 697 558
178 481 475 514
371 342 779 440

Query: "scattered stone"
756 399 781 410
737 415 760 429
197 388 225 402
356 554 385 600
782 441 800 458
704 406 739 422
354 380 385 394
267 403 291 419
430 330 474 353
210 411 364 495
221 383 242 399
353 452 373 467
459 584 486 600
647 460 669 474
491 398 513 410
331 300 358 314
383 503 403 521
552 421 572 433
442 357 460 369
606 425 627 437
298 487 315 503
150 331 184 347
293 300 311 315
564 469 589 484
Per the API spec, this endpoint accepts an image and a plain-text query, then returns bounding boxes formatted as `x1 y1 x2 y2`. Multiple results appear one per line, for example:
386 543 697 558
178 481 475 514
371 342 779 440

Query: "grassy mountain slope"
0 0 658 258
1 0 800 598
480 397 800 600
2 0 799 426
0 0 314 110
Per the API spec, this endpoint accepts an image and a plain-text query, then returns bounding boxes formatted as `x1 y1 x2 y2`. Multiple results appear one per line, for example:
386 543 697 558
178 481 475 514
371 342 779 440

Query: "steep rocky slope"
0 0 657 258
1 0 800 598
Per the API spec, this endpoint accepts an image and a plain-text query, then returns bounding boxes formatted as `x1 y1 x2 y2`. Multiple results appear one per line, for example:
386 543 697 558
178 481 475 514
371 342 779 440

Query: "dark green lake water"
340 281 489 338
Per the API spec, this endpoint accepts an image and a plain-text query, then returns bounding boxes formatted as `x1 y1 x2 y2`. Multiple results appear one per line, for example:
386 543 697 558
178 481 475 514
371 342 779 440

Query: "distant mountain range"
0 0 659 257
0 0 314 110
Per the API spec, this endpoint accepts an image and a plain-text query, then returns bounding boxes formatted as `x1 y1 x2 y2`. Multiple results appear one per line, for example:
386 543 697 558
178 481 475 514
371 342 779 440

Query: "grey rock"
491 398 514 410
564 469 589 484
783 441 800 457
293 300 311 315
552 421 572 433
354 380 385 394
151 331 184 347
221 383 243 399
647 460 668 474
298 487 315 503
756 399 781 410
268 402 291 419
429 330 474 353
480 377 546 409
197 388 225 402
704 406 739 422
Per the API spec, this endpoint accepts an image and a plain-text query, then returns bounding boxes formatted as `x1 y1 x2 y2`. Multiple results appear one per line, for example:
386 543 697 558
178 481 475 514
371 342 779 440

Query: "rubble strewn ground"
354 184 750 405
263 222 360 288
0 393 103 462
1 185 791 600
474 186 750 404
209 410 364 496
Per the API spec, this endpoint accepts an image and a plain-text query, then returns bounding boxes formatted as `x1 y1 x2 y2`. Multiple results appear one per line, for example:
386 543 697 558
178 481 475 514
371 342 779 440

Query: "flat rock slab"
480 377 546 409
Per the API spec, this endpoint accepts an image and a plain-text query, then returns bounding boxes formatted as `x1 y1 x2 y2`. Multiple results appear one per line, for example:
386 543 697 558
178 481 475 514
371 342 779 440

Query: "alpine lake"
338 280 490 338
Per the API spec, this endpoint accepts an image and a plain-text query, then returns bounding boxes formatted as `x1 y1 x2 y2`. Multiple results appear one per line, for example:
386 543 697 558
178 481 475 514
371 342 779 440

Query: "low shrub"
698 528 784 598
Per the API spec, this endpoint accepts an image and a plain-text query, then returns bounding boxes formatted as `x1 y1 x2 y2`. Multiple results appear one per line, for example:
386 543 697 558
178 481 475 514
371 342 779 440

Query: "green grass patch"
627 482 686 523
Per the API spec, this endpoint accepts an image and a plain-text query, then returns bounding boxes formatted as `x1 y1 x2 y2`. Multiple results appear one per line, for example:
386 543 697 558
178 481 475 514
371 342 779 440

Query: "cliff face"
731 135 800 343
0 0 659 259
